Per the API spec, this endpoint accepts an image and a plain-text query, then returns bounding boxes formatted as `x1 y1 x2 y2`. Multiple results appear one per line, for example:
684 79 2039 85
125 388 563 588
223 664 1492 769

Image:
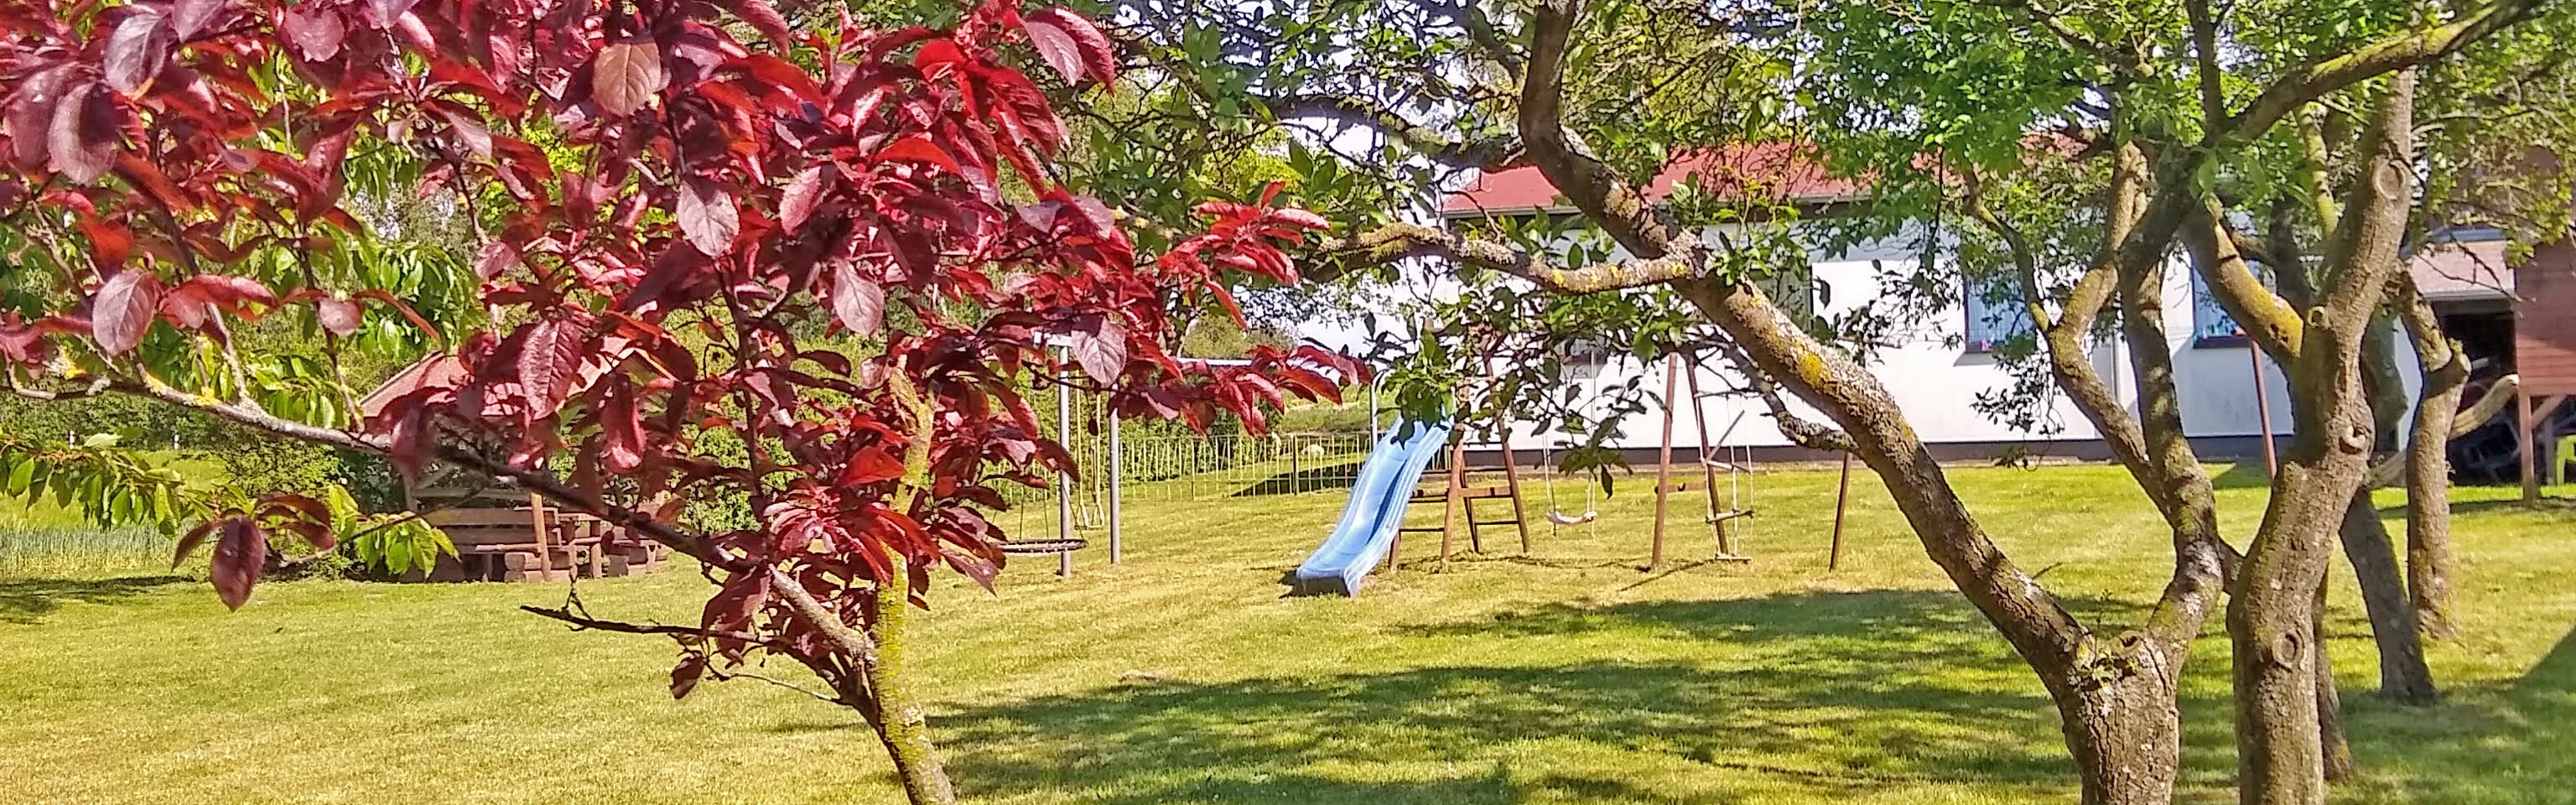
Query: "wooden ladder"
1387 432 1531 572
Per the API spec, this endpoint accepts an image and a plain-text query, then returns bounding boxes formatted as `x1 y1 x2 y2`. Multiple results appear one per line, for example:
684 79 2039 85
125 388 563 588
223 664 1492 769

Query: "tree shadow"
2386 497 2576 517
1228 463 1367 497
2210 460 2275 490
937 590 2085 803
2333 623 2576 803
0 574 190 625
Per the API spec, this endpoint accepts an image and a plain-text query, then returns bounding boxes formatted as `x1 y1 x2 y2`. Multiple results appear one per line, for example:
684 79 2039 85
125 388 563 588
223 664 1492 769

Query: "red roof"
1440 143 1862 216
2407 236 2515 300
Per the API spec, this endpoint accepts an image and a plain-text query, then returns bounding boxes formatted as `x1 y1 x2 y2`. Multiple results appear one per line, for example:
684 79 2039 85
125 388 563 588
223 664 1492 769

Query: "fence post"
1056 370 1073 579
1108 410 1123 564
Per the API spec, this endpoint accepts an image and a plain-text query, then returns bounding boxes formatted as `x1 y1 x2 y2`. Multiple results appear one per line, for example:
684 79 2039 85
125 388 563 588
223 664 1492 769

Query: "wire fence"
992 432 1375 540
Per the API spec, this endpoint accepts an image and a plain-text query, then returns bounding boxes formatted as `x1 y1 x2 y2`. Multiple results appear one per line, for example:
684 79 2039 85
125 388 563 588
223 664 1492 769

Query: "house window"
2192 270 2248 346
1963 277 2034 352
1758 263 1817 328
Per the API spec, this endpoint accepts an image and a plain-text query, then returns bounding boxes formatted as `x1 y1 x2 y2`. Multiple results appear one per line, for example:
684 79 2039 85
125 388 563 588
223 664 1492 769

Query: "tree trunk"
2394 278 2465 639
2054 670 2189 805
2313 571 2355 782
2336 490 2438 703
2229 457 2347 805
1681 278 2203 805
2227 68 2417 805
868 564 958 805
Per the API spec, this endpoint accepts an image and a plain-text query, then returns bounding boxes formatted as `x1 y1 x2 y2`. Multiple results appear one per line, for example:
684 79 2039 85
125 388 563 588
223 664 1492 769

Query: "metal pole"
2251 343 2277 476
1056 369 1073 579
1368 372 1382 442
1107 409 1123 564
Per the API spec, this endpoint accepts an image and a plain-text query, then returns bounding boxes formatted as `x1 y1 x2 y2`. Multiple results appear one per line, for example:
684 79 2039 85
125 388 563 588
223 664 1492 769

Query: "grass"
2 463 2573 804
0 455 222 577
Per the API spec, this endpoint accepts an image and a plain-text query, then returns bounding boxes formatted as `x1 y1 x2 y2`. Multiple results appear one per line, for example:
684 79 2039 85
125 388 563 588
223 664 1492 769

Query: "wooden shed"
2516 239 2576 500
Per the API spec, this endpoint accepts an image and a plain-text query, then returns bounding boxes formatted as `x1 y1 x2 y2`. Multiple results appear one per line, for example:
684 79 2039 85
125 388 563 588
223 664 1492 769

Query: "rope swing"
1541 445 1599 533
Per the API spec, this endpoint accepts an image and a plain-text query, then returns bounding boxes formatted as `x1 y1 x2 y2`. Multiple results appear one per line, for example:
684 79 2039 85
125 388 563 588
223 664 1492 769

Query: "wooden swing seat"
1706 508 1755 523
1545 510 1597 526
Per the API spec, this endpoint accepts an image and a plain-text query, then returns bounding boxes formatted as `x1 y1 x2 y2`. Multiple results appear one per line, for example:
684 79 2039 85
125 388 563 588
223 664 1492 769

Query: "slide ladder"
1291 417 1455 596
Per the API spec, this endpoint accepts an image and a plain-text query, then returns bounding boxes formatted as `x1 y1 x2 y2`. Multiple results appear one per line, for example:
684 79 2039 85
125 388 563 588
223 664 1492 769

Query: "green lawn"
3 464 2573 804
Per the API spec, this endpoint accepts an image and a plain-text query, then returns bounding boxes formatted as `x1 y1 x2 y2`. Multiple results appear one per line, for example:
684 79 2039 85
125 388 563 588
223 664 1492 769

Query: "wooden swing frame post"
1828 451 1852 571
1650 355 1679 571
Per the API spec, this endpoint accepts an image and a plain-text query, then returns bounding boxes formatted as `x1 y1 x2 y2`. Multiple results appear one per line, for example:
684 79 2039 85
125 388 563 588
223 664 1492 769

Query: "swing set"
1384 345 1869 574
1650 351 1755 569
1534 349 1764 569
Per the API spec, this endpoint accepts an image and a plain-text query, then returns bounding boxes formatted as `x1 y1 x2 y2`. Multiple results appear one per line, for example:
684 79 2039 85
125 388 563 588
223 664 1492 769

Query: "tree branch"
1519 0 1675 257
2226 0 2544 141
3 376 110 401
1711 341 1856 453
768 567 882 668
1263 93 1524 170
2183 200 2306 362
104 376 742 571
521 604 787 649
1317 222 1702 293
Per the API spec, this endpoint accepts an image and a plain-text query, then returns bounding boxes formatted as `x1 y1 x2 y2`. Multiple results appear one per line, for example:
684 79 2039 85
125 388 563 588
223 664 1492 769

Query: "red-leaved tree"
0 0 1354 800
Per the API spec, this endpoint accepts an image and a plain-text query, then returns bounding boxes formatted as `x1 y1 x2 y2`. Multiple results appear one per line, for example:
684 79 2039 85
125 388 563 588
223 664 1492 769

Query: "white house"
1420 148 2488 464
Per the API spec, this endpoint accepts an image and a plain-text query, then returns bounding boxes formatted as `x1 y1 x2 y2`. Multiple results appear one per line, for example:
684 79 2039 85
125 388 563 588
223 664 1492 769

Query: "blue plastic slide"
1292 416 1456 596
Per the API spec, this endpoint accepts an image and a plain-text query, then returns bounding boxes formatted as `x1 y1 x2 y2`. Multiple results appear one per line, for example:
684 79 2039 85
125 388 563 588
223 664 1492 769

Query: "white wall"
1463 227 2418 454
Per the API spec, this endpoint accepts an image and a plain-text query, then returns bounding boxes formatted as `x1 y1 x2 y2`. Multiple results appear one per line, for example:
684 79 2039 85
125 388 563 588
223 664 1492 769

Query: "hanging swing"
1541 446 1599 530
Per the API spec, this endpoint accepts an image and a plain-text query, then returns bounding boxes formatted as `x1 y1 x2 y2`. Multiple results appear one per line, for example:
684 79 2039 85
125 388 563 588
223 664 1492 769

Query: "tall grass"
0 525 167 577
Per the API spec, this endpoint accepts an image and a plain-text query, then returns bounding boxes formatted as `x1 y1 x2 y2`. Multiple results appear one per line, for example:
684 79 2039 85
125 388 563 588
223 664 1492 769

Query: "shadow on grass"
937 590 2085 804
2333 623 2576 803
0 574 189 625
2210 460 2275 490
2385 496 2576 517
1228 463 1367 497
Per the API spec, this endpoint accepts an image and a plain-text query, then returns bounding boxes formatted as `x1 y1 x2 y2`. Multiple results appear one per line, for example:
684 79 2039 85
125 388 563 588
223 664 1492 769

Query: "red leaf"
516 313 589 412
317 297 361 335
169 0 226 39
778 165 825 231
91 269 161 356
676 176 738 256
601 386 644 472
839 445 906 485
210 517 266 610
702 571 768 634
1070 319 1127 384
592 41 668 117
281 8 345 60
7 66 72 172
828 262 886 335
49 82 119 183
873 134 961 174
434 107 492 158
1026 8 1117 85
1022 15 1084 84
102 9 170 93
474 241 520 279
670 654 708 699
722 0 792 44
76 216 133 266
173 520 218 569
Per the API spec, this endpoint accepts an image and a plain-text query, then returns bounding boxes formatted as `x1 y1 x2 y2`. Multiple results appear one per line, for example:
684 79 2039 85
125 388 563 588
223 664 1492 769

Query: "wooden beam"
1651 355 1680 571
2522 388 2542 502
1828 451 1852 572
